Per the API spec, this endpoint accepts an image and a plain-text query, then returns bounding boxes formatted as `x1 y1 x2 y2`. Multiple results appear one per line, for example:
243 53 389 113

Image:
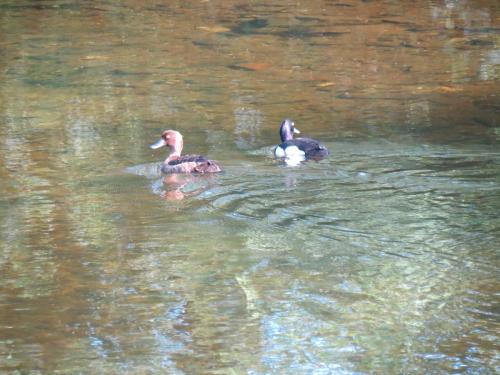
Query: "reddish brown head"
150 130 184 157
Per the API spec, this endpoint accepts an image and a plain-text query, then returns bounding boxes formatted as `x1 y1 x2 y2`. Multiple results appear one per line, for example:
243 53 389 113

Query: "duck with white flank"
274 119 329 165
150 130 222 174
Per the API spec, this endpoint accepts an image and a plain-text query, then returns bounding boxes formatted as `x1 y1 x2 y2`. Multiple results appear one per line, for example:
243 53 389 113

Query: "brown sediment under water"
0 0 499 373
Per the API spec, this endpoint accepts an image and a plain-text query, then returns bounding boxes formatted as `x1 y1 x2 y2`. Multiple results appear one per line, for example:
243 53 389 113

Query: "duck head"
279 119 300 142
150 130 184 159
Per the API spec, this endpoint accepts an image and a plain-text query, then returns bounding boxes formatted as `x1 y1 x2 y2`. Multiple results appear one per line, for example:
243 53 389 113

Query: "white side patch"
284 145 305 158
284 146 306 166
276 145 306 166
274 146 286 158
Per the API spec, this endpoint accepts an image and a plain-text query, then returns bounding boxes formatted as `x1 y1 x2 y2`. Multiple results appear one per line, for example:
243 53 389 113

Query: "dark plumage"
274 119 329 162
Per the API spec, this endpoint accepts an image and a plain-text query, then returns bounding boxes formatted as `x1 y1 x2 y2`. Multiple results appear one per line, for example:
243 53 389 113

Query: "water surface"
0 0 499 373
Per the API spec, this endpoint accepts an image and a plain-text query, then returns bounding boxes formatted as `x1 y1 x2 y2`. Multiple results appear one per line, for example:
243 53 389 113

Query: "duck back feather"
161 154 221 174
167 154 209 165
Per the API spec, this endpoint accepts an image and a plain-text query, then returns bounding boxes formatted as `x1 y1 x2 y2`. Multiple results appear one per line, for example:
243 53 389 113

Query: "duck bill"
150 138 167 150
293 128 301 134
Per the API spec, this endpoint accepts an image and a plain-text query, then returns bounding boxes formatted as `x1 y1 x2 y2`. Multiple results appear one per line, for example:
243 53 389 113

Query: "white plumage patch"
274 146 286 158
275 145 306 166
283 145 305 158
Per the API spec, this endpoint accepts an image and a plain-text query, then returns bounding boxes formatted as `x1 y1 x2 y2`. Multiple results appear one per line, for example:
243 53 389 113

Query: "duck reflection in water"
157 173 217 201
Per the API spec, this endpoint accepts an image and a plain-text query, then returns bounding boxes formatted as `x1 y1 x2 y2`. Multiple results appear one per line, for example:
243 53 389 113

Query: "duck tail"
194 160 222 173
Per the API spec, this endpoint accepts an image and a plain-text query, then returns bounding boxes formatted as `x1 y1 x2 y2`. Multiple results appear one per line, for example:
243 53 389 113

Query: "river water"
0 1 499 373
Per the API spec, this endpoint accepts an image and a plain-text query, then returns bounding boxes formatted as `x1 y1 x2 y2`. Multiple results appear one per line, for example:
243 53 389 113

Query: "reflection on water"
1 0 499 373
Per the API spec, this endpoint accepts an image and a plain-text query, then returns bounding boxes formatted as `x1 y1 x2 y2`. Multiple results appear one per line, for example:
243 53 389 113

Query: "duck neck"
164 139 183 164
280 126 293 142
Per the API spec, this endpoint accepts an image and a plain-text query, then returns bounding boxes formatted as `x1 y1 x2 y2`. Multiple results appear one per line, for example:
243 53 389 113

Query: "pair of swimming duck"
150 119 329 174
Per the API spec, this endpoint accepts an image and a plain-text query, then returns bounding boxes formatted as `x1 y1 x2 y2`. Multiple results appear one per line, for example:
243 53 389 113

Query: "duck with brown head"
274 119 329 165
150 130 222 174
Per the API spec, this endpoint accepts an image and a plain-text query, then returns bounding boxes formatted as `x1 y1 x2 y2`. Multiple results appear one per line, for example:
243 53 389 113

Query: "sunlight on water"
125 141 500 373
1 0 499 373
